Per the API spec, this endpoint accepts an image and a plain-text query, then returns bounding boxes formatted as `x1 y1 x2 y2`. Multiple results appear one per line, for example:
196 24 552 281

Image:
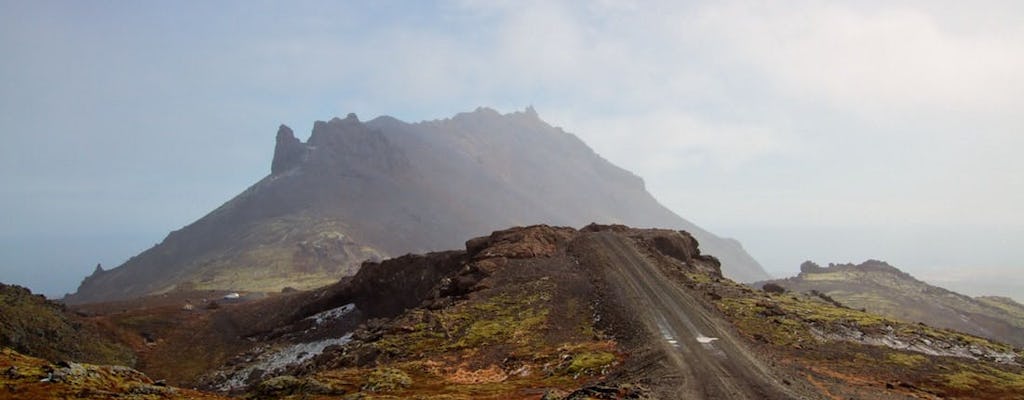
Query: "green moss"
363 367 412 392
886 352 927 367
685 272 713 284
702 274 1024 400
375 281 553 357
0 284 134 366
341 277 623 397
717 289 964 348
455 308 547 349
931 364 1024 399
716 297 815 347
460 320 507 347
945 370 983 391
567 351 615 375
802 271 858 281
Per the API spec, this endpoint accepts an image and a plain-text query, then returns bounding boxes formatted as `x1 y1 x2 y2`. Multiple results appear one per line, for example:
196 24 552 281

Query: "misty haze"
2 1 1023 399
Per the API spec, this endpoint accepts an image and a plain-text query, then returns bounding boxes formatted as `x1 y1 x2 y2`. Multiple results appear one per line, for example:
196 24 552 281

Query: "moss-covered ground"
0 283 134 366
0 347 227 399
701 276 1024 399
286 273 621 399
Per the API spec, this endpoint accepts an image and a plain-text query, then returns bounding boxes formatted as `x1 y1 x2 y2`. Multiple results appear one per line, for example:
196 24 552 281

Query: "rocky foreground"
5 225 1024 399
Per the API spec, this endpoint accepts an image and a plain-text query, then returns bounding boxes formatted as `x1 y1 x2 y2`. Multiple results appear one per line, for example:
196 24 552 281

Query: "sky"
1 1 1022 300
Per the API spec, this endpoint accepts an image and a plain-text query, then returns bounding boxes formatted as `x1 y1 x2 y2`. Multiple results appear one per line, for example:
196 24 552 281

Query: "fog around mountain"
2 2 1023 301
67 109 769 303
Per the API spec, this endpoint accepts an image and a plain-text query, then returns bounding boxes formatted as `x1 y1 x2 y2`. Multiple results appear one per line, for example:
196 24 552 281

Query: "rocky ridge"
759 260 1024 348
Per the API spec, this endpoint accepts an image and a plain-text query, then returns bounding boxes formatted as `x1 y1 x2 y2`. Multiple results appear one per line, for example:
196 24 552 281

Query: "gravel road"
584 232 804 399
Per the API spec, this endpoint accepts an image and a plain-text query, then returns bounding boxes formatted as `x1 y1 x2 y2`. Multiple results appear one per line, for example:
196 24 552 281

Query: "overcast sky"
1 1 1022 300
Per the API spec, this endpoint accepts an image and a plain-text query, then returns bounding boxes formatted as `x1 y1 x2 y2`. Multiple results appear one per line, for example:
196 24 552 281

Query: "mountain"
51 225 1023 399
759 260 1024 347
67 107 768 304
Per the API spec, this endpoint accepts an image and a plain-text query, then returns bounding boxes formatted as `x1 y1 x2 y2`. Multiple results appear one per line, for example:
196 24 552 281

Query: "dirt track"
581 232 804 399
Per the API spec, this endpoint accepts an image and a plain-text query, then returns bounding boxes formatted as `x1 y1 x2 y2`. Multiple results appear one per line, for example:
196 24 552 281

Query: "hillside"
0 348 226 400
0 282 133 366
760 260 1024 348
60 225 1024 399
67 107 768 304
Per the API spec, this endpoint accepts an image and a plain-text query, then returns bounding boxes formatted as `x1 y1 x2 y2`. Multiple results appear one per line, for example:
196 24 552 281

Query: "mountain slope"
68 107 768 303
760 260 1024 348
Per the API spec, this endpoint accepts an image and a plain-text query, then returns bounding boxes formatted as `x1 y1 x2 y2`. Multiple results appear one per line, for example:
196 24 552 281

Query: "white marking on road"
696 335 719 344
657 316 684 349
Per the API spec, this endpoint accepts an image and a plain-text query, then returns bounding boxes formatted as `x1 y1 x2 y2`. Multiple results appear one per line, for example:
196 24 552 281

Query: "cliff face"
68 107 769 304
763 260 1024 348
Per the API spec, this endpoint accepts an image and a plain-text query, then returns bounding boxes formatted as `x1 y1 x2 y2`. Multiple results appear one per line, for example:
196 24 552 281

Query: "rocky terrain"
759 260 1024 348
0 348 226 400
67 107 768 304
14 225 1021 399
0 282 133 366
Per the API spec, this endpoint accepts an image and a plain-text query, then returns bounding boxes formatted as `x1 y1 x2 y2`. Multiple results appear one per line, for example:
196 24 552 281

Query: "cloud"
550 110 799 172
688 2 1024 118
94 1 1024 228
2 0 1023 295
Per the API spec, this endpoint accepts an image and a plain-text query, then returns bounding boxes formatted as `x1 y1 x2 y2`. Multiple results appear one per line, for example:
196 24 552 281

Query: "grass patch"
940 366 1024 398
887 352 927 367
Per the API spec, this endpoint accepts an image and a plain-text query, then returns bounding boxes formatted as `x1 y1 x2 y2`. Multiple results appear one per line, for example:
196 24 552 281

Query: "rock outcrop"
271 125 306 174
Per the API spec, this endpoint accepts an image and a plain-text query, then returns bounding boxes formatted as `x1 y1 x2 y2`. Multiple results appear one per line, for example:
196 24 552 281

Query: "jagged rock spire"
271 124 307 174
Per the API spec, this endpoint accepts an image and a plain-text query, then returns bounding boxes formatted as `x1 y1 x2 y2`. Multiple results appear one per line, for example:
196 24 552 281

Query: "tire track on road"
588 232 801 399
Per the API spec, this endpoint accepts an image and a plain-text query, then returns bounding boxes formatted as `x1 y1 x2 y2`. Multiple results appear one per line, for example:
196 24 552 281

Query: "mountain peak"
69 107 768 304
508 105 542 124
275 124 294 139
472 106 500 116
524 105 538 118
330 113 359 123
271 124 307 174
